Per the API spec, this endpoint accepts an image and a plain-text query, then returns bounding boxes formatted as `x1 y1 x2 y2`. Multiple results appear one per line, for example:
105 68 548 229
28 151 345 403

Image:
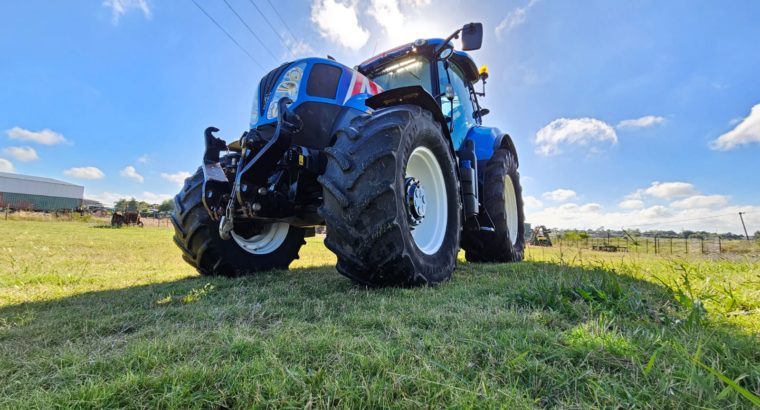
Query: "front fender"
365 86 451 143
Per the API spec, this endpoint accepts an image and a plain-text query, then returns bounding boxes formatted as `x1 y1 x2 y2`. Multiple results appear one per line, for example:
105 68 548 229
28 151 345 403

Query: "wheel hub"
405 177 426 226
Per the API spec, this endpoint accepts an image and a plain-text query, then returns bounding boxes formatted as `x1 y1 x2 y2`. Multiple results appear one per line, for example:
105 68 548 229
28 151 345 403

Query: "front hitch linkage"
216 97 302 240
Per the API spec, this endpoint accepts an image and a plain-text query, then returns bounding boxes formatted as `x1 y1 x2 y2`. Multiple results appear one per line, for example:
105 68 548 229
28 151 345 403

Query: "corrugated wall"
0 175 83 199
0 192 83 211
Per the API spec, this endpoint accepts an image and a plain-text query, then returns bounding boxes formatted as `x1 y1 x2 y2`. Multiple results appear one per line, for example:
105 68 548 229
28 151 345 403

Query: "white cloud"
2 146 38 162
6 127 67 145
137 154 149 164
644 181 697 200
120 165 144 183
640 205 671 219
671 194 729 209
64 166 105 180
283 38 316 60
526 203 760 233
534 117 617 156
580 203 602 213
401 0 430 5
624 189 644 200
0 158 14 172
86 192 125 208
526 185 757 233
710 103 760 151
368 0 405 33
141 191 172 203
616 115 666 130
618 199 644 209
523 195 543 208
161 171 192 187
103 0 151 25
311 0 369 50
88 191 171 207
542 188 577 202
495 0 538 38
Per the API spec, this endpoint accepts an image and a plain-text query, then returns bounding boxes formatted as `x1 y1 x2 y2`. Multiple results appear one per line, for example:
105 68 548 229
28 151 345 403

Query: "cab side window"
437 61 475 148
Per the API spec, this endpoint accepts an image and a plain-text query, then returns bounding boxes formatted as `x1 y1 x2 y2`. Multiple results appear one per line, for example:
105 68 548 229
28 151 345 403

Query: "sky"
1 0 759 233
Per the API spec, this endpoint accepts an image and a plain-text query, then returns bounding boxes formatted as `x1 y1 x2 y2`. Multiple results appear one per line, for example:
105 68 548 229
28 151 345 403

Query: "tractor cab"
357 26 486 149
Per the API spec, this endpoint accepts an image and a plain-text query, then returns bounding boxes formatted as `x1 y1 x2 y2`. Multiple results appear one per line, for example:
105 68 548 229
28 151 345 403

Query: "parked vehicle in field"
112 201 143 227
111 211 143 227
530 225 553 247
171 23 525 286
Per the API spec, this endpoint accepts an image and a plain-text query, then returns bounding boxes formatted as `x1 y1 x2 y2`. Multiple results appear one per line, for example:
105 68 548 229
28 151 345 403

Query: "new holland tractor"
171 23 525 286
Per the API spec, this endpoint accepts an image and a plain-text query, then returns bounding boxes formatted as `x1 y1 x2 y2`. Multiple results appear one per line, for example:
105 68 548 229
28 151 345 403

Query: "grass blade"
692 359 760 406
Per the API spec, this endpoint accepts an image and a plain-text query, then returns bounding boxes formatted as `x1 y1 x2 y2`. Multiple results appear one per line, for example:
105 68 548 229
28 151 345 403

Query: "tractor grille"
258 62 291 116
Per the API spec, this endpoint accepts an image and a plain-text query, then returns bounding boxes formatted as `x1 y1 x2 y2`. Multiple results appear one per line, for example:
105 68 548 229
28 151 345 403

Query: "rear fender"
496 133 519 168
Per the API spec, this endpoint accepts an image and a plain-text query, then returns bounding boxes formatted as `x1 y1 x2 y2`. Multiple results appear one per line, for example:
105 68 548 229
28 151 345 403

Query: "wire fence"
547 235 759 256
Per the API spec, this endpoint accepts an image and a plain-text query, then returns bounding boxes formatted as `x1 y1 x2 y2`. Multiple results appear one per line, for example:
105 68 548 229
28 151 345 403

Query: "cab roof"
357 38 480 83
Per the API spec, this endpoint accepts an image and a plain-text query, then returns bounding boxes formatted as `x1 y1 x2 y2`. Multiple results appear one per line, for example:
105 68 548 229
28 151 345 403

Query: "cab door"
437 61 477 149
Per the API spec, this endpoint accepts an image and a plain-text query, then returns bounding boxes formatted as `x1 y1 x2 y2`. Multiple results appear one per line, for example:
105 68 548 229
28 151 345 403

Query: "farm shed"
0 172 84 211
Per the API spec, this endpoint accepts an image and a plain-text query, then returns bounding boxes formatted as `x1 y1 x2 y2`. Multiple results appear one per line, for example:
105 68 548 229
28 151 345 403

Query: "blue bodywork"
250 38 504 162
250 57 378 129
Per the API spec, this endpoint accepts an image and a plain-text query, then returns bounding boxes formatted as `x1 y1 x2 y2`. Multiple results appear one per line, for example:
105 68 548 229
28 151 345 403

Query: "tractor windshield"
367 56 433 95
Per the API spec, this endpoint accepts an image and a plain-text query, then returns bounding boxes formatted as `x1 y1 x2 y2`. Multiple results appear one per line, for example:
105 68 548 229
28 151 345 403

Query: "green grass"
1 219 758 408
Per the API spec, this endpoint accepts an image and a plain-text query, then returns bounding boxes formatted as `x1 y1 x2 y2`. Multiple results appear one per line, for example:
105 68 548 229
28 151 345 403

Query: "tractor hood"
250 57 383 130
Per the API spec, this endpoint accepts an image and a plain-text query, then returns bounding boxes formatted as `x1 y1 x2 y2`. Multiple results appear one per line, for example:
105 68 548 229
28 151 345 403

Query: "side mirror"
460 22 483 51
473 108 490 119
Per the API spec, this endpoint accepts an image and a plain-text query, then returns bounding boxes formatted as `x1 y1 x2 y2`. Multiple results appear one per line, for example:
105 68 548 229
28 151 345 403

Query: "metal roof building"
0 172 84 211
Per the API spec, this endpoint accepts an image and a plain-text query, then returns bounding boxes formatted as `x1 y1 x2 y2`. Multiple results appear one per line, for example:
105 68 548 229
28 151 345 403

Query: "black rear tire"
171 168 305 276
319 105 462 286
462 147 525 262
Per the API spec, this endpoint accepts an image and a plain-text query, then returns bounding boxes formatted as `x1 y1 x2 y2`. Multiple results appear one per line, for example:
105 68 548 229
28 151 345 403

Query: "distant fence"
549 235 759 256
2 210 174 229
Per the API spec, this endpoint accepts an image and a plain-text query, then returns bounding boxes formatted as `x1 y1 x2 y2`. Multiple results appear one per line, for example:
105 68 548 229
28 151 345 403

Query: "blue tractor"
172 23 525 286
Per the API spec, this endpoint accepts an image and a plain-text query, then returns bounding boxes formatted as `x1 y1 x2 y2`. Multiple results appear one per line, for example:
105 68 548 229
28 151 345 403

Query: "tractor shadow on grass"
1 258 758 407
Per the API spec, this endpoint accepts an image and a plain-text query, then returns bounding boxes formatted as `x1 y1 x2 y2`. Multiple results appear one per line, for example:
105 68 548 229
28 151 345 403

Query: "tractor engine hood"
250 58 384 130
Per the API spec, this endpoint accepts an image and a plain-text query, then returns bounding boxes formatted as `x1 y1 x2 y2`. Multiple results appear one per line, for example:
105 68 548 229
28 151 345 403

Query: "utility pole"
739 212 750 241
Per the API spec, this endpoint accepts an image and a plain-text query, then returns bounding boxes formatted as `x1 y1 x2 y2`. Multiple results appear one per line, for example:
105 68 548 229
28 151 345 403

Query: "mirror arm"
475 79 486 97
435 28 462 55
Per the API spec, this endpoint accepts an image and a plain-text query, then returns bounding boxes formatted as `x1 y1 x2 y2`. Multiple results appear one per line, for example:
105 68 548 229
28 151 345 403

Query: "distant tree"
126 198 138 211
113 199 128 211
754 230 760 240
158 199 174 213
562 230 589 241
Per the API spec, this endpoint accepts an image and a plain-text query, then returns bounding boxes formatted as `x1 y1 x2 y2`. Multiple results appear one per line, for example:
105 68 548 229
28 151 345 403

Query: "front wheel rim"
231 223 290 255
405 146 448 255
504 175 519 246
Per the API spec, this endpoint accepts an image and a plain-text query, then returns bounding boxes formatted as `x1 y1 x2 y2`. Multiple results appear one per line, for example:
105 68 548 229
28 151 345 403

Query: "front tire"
171 168 305 276
462 147 525 262
319 105 462 286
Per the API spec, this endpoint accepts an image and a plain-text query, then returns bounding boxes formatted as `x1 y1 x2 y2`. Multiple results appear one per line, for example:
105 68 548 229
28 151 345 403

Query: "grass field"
1 219 758 408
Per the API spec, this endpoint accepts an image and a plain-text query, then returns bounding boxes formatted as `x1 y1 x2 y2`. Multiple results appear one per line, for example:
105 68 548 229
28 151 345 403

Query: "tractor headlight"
250 84 260 128
267 63 306 120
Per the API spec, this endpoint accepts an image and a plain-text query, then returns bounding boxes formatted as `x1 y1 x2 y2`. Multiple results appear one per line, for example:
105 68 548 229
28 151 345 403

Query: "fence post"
685 236 688 253
718 236 722 253
654 236 658 254
670 238 673 254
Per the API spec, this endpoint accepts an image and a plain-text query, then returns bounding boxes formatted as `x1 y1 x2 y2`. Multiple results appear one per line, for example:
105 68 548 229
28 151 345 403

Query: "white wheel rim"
231 223 289 255
405 146 448 255
504 175 519 246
